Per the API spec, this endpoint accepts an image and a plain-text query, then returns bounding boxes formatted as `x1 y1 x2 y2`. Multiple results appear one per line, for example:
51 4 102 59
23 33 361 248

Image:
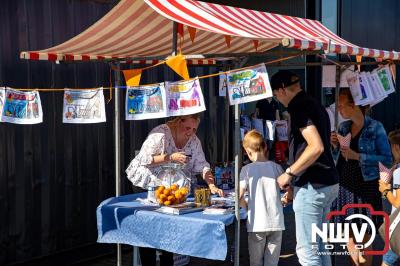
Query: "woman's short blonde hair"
169 113 201 123
388 129 400 145
243 129 266 152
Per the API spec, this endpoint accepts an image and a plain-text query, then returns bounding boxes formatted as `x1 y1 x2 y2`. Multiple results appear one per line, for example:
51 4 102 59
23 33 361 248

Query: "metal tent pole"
334 66 342 131
234 103 241 266
172 21 178 56
233 58 247 266
113 62 122 266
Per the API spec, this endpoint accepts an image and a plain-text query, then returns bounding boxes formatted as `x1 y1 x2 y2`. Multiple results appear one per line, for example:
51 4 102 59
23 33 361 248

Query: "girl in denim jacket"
331 88 392 266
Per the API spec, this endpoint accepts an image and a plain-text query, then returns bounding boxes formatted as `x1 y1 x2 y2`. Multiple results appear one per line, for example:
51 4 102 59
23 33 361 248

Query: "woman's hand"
170 152 189 164
202 170 224 196
330 132 339 149
379 179 391 193
340 147 360 161
209 184 224 197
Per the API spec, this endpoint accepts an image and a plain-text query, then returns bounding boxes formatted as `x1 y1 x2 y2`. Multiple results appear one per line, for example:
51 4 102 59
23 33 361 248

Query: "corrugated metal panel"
0 0 233 264
0 1 117 264
340 0 400 131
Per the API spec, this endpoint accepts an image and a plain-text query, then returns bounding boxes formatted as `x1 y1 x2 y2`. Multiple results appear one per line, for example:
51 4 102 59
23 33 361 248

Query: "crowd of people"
125 70 399 266
240 70 399 266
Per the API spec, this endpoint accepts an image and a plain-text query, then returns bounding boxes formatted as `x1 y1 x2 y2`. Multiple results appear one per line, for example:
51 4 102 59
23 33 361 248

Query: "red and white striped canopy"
20 0 400 61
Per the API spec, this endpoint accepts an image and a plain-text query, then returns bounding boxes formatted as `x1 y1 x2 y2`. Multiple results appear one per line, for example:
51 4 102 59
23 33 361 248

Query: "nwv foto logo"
311 204 390 256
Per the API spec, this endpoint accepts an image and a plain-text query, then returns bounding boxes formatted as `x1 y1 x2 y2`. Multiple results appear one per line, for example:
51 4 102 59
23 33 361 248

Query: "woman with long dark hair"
331 88 392 266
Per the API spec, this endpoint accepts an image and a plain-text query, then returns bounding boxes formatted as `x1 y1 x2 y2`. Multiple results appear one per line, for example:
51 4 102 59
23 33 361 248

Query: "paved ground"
75 206 398 266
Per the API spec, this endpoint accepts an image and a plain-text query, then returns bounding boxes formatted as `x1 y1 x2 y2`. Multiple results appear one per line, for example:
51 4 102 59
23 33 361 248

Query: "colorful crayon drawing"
1 88 43 124
63 88 106 124
227 63 272 105
375 66 395 95
358 75 368 99
166 78 206 117
347 73 368 106
377 69 390 91
125 83 167 120
0 88 5 120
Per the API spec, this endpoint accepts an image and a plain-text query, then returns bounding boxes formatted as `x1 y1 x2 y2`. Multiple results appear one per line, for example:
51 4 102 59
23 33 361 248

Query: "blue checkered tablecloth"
96 193 236 260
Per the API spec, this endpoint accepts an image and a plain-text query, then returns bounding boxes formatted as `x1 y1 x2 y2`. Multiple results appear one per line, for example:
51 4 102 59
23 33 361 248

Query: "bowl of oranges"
155 184 189 206
154 163 191 206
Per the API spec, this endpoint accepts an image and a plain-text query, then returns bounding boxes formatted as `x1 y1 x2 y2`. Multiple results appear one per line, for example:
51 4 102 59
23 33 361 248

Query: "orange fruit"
180 187 188 195
170 184 178 191
167 195 176 202
175 191 182 200
163 188 171 196
164 200 171 206
155 190 161 198
156 187 164 195
159 194 167 201
158 186 165 191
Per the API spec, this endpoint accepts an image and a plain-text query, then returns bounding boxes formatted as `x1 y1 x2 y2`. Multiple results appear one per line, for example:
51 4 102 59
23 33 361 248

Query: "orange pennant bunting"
166 54 190 80
187 26 197 43
225 35 231 48
253 40 259 51
122 69 142 86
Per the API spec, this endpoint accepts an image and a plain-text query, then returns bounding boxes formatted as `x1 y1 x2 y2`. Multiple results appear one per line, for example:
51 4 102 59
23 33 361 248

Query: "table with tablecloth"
96 193 238 260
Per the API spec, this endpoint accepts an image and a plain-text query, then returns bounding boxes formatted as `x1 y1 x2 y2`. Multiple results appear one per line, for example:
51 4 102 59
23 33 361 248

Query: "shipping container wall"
0 0 227 264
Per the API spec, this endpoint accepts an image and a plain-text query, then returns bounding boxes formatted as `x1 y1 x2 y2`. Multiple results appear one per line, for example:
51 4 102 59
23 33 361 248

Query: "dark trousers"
139 247 174 266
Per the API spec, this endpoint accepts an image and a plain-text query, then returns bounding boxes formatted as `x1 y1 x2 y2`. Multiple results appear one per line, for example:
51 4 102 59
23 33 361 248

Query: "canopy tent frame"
19 1 400 266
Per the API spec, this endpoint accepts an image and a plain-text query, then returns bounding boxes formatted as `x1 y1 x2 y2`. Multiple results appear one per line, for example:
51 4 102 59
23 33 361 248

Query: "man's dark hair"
270 70 300 91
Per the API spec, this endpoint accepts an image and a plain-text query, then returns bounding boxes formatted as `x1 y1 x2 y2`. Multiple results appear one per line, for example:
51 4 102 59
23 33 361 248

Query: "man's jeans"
383 249 400 266
293 183 339 266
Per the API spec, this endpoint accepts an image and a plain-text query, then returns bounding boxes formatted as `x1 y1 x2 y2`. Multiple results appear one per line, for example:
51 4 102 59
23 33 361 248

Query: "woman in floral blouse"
126 113 223 195
126 113 223 266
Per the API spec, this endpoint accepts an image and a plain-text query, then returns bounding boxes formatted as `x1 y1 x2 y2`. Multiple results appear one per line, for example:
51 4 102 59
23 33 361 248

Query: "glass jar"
154 163 191 205
156 163 190 188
